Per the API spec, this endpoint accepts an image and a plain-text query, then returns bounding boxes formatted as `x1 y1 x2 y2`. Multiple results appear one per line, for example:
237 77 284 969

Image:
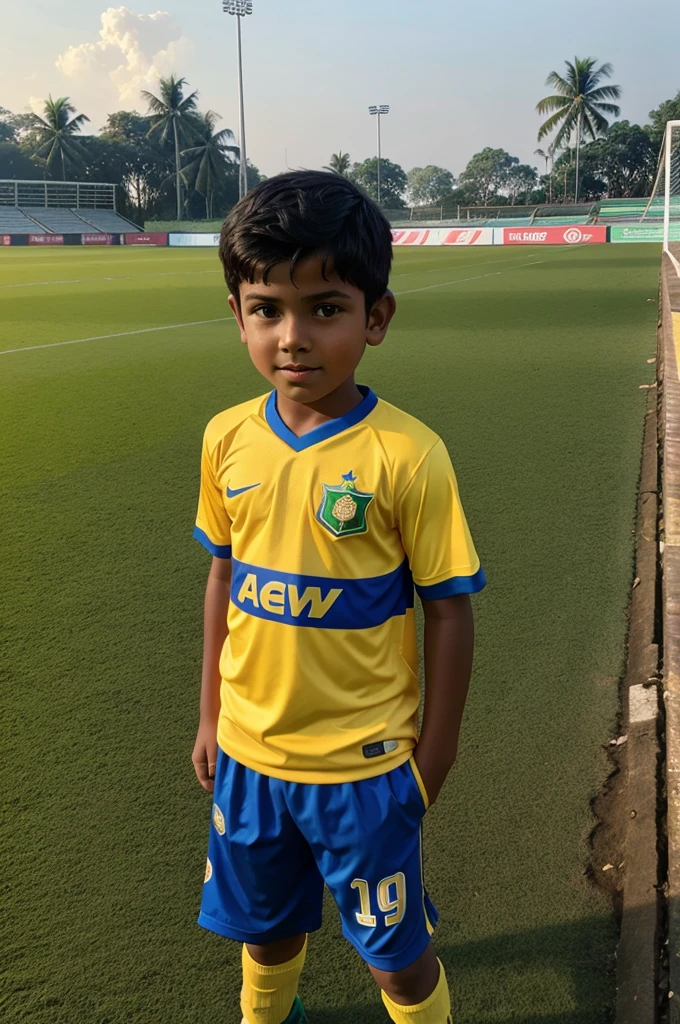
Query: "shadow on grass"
306 908 624 1024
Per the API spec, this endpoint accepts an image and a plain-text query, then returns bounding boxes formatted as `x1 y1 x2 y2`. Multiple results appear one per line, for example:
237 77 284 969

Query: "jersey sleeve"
193 429 232 558
397 439 486 599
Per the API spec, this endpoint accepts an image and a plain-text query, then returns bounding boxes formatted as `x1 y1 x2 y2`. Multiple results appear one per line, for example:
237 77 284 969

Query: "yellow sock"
381 959 452 1023
240 938 307 1024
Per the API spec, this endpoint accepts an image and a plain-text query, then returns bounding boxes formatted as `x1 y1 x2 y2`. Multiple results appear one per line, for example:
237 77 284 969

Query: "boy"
191 171 486 1024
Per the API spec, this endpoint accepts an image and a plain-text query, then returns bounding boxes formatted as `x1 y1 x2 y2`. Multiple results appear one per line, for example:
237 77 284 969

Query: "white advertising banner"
391 227 494 246
169 233 221 247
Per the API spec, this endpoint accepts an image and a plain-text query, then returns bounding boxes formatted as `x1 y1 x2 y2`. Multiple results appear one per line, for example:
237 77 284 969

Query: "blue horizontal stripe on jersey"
193 526 232 559
415 565 487 600
230 557 414 629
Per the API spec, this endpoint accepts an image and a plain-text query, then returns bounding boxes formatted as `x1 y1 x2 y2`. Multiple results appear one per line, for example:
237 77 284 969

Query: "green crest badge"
316 471 374 538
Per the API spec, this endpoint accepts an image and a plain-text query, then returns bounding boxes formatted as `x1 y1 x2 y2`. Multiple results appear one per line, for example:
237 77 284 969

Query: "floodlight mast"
222 0 253 200
368 105 390 205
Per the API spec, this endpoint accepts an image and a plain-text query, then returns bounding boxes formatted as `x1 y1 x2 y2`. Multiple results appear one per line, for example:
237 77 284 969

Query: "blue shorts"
199 749 438 972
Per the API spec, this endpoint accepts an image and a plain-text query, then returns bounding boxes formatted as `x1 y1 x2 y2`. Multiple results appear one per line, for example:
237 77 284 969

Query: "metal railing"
0 180 117 209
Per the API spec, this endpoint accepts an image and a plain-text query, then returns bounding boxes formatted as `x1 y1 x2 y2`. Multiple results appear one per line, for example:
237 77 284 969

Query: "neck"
276 377 364 438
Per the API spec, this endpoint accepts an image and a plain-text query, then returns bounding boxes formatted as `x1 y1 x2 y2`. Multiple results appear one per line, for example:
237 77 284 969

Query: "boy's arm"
192 555 232 793
414 593 475 807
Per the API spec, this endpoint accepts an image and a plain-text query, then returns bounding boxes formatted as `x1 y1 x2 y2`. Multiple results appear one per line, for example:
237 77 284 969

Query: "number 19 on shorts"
351 873 406 927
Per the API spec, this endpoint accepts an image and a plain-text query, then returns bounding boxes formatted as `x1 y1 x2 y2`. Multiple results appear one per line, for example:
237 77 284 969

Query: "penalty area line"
0 316 236 357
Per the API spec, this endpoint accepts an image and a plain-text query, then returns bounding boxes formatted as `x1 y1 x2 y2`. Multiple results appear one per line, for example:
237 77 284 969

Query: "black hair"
219 170 393 314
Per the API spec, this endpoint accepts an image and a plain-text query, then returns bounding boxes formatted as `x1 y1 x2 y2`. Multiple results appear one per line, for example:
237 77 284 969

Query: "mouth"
276 364 321 382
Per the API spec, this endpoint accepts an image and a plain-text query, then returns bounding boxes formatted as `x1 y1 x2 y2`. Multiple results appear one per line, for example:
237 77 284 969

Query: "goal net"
641 120 680 271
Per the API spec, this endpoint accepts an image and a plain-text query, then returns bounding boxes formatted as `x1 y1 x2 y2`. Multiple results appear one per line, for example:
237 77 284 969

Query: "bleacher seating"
483 217 532 227
20 208 99 234
533 216 589 225
598 198 662 223
0 206 141 234
76 209 141 232
0 208 47 233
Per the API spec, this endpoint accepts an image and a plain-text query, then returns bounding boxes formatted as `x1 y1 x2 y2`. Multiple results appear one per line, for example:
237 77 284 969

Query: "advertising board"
123 232 168 246
610 224 680 243
441 227 494 245
29 234 64 245
392 229 431 245
82 233 114 245
2 235 11 246
498 225 608 245
169 232 221 247
391 227 494 246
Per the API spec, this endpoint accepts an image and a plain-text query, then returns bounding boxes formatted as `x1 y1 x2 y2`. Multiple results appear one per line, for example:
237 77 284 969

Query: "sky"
1 0 679 180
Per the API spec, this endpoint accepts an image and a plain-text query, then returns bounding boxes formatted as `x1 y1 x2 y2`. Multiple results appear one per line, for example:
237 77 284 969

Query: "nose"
278 314 311 354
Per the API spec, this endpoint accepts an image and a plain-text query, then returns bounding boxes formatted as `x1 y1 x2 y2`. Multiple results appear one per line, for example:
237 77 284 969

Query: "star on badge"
316 471 374 538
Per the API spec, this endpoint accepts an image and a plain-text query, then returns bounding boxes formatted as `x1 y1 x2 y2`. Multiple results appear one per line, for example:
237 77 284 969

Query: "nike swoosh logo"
226 483 261 498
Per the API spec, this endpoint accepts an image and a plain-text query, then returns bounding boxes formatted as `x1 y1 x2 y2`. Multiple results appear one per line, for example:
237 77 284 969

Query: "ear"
228 294 248 344
365 290 397 348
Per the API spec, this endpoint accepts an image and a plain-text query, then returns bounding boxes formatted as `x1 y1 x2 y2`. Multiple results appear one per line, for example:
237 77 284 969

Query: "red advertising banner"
29 234 64 245
124 232 168 246
2 235 11 246
442 228 494 246
82 233 113 245
392 229 430 245
503 225 607 245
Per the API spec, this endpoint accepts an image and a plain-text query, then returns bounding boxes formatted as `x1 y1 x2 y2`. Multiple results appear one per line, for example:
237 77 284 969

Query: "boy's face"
229 254 395 405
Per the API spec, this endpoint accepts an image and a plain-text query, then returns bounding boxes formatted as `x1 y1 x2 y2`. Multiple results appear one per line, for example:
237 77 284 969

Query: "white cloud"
55 7 194 109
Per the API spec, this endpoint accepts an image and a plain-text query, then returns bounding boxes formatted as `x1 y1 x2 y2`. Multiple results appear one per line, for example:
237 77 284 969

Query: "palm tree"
534 145 555 203
181 111 239 219
30 96 89 180
142 75 200 220
323 152 352 177
537 57 621 202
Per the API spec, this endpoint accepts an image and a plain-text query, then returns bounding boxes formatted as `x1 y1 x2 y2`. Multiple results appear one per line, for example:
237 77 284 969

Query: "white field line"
3 254 530 290
0 239 581 288
0 317 236 356
391 242 587 278
0 268 221 290
394 260 544 295
0 256 547 357
392 254 544 277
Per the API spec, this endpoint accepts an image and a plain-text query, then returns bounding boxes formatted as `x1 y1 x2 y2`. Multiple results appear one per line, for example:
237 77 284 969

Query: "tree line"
334 62 679 212
0 75 262 223
1 65 679 223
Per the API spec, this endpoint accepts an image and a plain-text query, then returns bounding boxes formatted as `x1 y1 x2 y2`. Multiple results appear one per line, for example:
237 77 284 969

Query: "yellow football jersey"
194 386 485 783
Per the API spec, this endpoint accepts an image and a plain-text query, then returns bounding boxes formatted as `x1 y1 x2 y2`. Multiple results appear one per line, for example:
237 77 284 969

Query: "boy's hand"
413 745 455 808
192 718 219 793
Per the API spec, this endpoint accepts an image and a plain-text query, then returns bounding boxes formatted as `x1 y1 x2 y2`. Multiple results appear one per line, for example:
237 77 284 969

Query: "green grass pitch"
0 242 660 1023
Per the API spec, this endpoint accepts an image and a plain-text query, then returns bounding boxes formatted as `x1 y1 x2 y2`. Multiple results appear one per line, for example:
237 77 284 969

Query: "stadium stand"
599 198 663 223
20 208 105 234
0 208 48 233
532 204 596 221
483 217 532 226
533 216 589 225
75 209 141 233
0 180 142 234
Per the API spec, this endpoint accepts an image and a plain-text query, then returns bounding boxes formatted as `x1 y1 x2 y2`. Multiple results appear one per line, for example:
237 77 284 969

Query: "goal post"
641 120 680 272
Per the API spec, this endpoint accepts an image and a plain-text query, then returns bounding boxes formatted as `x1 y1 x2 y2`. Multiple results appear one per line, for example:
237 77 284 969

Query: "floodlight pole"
223 1 253 200
369 105 389 205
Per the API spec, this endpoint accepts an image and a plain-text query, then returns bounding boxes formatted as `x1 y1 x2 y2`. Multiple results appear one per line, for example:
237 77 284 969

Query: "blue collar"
265 385 378 452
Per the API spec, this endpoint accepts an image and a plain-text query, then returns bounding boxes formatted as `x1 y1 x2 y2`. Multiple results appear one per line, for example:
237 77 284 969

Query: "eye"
252 305 280 319
314 304 343 319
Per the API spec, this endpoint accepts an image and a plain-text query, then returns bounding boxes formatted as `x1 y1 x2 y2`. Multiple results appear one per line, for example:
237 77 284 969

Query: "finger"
193 757 215 793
